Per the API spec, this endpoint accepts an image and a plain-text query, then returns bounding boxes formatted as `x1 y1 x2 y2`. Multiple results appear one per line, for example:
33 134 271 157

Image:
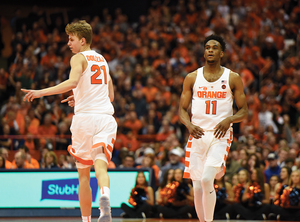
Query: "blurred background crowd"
0 0 300 219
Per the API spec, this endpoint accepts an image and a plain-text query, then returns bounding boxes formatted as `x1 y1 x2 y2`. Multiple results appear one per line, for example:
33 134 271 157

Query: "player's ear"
81 38 86 45
220 51 224 58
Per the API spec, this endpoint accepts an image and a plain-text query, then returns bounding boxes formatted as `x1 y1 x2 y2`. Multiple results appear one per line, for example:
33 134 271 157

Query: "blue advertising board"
0 169 150 209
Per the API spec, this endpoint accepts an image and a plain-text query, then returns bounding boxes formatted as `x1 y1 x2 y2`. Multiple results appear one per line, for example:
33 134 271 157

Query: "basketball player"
21 20 116 222
179 34 248 222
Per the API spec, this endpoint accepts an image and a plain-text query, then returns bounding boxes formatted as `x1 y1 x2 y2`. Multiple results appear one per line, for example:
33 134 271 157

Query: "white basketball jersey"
73 50 114 115
191 67 233 130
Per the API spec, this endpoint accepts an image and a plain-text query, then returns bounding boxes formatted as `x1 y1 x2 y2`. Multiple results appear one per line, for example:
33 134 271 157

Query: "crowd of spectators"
1 0 300 219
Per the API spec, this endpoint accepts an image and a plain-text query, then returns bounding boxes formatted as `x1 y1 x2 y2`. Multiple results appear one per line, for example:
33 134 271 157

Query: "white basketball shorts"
68 113 117 167
183 129 233 180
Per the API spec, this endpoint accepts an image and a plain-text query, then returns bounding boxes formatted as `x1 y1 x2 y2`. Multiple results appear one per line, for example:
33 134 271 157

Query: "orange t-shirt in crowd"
10 161 34 169
120 135 140 152
156 131 173 142
108 161 116 169
11 158 39 169
5 160 12 169
142 86 158 103
240 68 254 88
279 84 299 98
40 54 57 69
25 139 35 150
38 124 58 136
27 118 40 135
123 119 143 135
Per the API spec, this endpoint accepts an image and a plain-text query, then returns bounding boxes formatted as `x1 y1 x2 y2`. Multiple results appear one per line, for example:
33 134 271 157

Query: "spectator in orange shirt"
39 113 58 146
25 108 40 135
279 77 300 99
39 113 57 148
0 147 12 169
120 129 141 152
11 150 34 169
141 77 158 103
40 46 57 69
123 111 143 135
19 145 39 169
239 61 254 90
11 146 39 169
137 148 160 186
156 119 174 142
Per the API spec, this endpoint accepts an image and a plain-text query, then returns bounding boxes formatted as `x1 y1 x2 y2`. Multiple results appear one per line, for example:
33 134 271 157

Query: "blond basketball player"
21 20 116 222
179 35 248 222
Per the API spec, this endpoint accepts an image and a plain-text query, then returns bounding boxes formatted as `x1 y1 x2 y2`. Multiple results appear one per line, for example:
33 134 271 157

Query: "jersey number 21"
91 65 107 84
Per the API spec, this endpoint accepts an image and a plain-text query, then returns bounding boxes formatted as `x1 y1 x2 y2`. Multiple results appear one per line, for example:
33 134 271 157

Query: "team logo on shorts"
222 85 226 89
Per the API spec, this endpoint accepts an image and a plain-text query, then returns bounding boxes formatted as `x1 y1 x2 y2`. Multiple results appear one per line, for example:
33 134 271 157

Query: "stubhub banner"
41 178 98 201
0 170 150 208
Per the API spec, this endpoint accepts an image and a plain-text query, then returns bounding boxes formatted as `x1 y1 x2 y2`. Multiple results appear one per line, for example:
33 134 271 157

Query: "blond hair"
65 20 92 45
289 170 300 187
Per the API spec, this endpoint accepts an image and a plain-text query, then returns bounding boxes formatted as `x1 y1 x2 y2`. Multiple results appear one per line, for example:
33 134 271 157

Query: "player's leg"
192 180 205 222
94 157 110 196
77 165 92 222
92 115 117 222
201 166 219 222
92 151 111 222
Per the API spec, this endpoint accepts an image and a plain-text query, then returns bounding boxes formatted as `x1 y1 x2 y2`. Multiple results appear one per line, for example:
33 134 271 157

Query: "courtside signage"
41 178 98 201
0 170 149 208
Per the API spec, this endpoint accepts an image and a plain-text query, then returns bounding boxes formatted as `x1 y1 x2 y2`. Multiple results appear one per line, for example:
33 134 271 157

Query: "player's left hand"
214 117 231 139
21 89 42 102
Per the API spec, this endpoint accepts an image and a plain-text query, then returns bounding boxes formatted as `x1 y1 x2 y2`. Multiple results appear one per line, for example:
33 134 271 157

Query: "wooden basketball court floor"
0 218 282 222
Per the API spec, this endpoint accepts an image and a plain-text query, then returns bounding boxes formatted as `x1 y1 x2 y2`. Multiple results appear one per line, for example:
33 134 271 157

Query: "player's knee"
79 175 90 185
192 180 202 190
201 176 213 187
91 146 108 164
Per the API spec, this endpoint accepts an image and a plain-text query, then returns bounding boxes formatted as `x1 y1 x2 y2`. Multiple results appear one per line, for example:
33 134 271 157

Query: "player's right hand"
61 95 75 107
187 124 204 139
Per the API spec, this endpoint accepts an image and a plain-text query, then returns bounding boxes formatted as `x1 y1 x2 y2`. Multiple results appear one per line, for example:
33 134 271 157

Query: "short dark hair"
204 34 226 51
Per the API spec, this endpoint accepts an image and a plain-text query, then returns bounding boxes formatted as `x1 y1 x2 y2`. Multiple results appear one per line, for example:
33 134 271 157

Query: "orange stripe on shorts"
226 146 230 153
224 154 227 162
185 160 190 167
107 144 113 153
185 151 190 158
67 145 93 165
187 142 192 148
227 139 231 145
111 138 115 145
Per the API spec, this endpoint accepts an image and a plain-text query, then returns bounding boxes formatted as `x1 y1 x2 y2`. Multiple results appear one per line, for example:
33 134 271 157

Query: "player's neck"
203 63 222 75
80 45 91 52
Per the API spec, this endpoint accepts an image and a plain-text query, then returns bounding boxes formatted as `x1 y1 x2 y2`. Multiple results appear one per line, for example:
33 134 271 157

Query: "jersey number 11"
205 100 217 115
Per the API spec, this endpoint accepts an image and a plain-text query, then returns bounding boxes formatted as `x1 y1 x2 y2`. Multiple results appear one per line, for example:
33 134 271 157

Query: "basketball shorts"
183 129 233 180
68 113 117 167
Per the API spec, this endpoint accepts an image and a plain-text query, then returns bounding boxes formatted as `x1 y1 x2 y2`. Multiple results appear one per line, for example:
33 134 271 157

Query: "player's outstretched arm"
21 54 84 102
179 71 204 139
